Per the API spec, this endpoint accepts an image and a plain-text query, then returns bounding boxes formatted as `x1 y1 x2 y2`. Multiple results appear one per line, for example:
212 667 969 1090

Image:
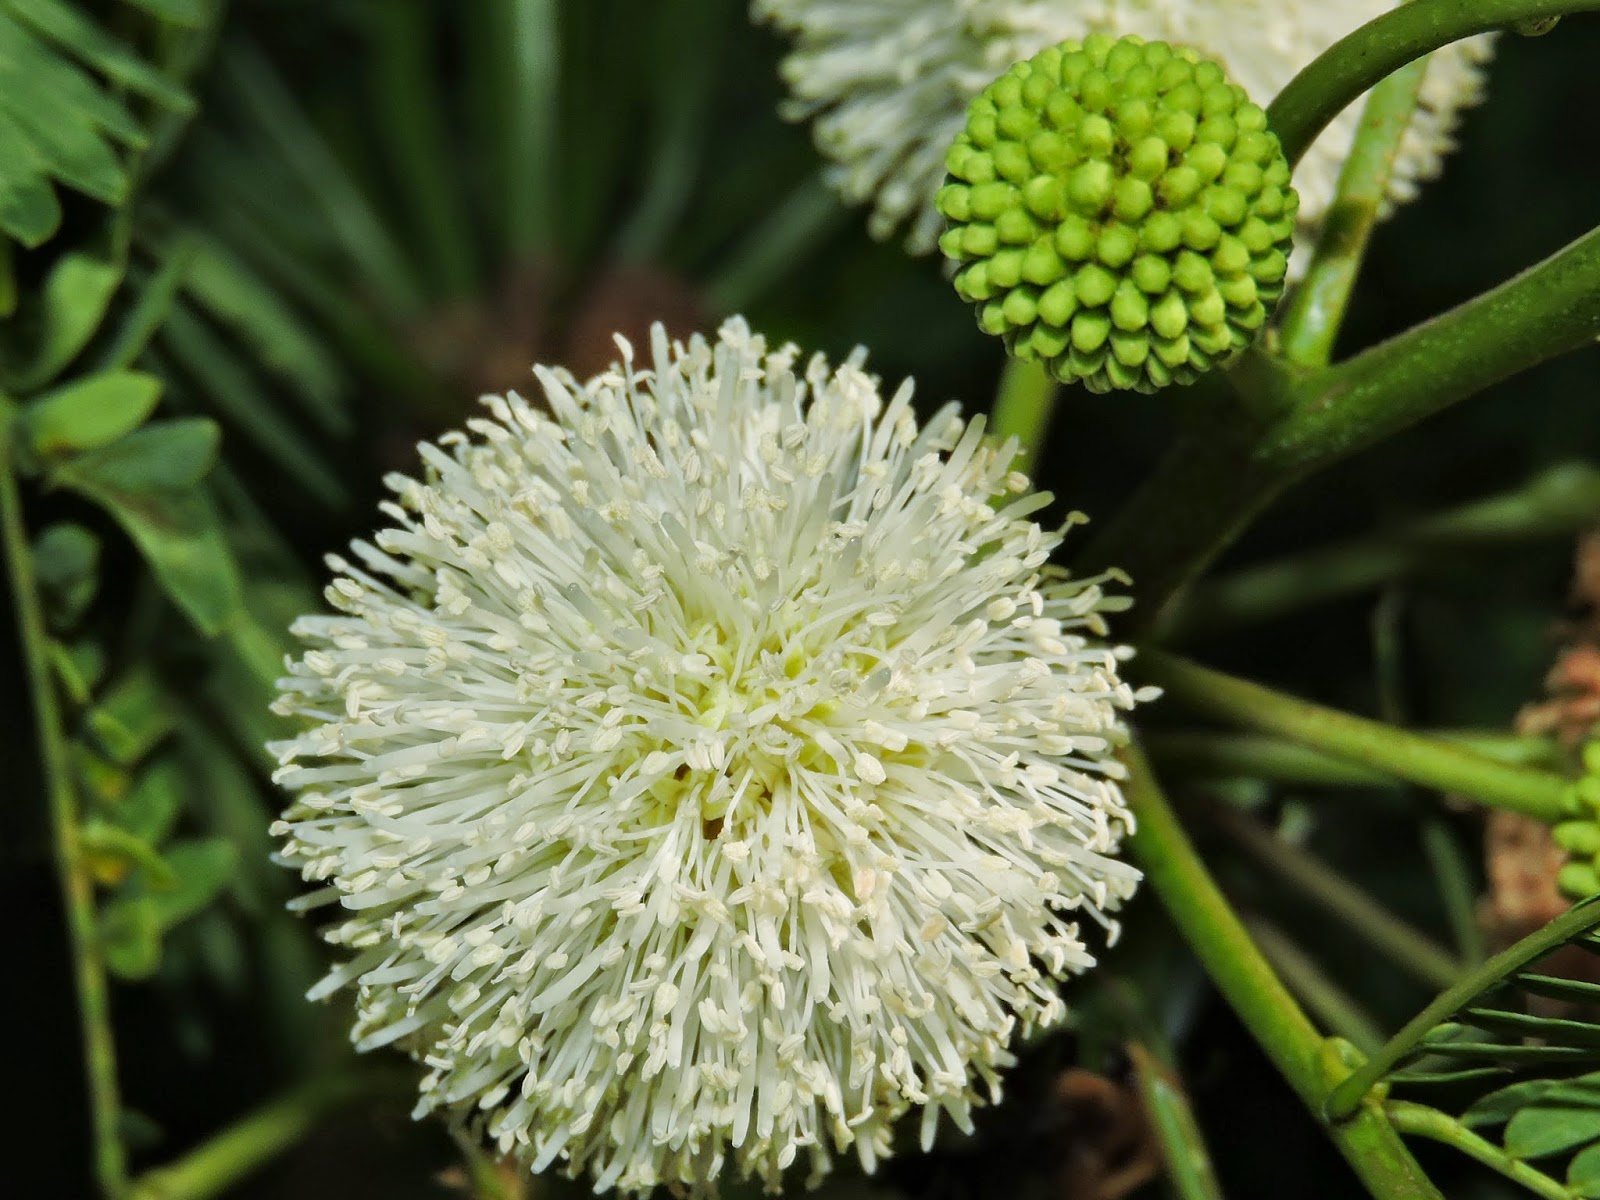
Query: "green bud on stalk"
938 34 1298 393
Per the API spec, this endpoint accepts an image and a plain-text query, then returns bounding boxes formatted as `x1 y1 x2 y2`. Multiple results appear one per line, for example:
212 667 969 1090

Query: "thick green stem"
1142 650 1576 822
129 1075 387 1200
1269 0 1600 170
1268 224 1600 472
989 357 1058 480
1123 746 1444 1199
1087 219 1600 628
1277 60 1427 367
1384 1102 1569 1200
1211 803 1463 991
2 404 126 1196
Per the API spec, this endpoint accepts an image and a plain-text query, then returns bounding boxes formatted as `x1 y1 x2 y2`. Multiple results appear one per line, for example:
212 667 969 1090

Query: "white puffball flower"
269 317 1150 1195
755 0 1494 256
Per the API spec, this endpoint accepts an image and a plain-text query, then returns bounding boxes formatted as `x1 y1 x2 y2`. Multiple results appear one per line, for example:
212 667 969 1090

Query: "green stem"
1087 221 1600 628
1146 730 1555 787
1277 60 1427 367
1125 1043 1227 1200
1141 650 1576 822
1170 463 1600 637
1326 896 1600 1120
1268 0 1600 170
1246 918 1387 1054
1267 224 1600 473
1 404 127 1196
128 1075 388 1200
1123 746 1444 1199
989 357 1058 480
1384 1101 1571 1200
1211 803 1463 991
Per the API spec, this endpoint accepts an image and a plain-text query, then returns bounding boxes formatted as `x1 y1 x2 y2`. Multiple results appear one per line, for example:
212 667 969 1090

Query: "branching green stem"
1384 1101 1570 1200
1141 650 1576 822
989 358 1058 480
1084 215 1600 627
1210 803 1462 991
1123 746 1444 1199
1 402 126 1196
1277 60 1427 367
1326 896 1600 1120
1269 0 1600 171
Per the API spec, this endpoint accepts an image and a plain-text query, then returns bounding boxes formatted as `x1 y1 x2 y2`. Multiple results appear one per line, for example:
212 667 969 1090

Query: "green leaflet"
50 418 245 635
119 0 211 28
32 521 98 628
99 836 238 982
0 0 192 247
21 369 161 457
1 251 123 392
84 668 174 766
1507 1106 1600 1162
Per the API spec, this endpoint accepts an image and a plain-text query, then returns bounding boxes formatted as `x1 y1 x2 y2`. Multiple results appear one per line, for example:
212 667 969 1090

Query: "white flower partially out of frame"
755 0 1494 257
270 317 1151 1195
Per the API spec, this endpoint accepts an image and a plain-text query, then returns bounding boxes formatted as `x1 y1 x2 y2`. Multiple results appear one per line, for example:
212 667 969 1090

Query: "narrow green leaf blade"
7 0 194 110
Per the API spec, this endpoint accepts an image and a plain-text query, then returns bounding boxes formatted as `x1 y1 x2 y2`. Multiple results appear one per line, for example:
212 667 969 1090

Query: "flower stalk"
1122 746 1443 1199
1 401 126 1198
1141 650 1576 822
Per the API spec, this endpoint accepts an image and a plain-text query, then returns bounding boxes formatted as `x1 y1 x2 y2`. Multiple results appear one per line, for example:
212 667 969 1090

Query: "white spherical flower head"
270 317 1148 1195
755 0 1493 257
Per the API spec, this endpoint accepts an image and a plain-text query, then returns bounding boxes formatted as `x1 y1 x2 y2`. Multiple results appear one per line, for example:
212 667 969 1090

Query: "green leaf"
117 754 183 845
2 252 123 392
52 419 245 635
0 1 191 249
176 233 347 431
100 896 161 979
22 369 160 456
1571 1141 1600 1197
80 819 176 889
33 522 98 628
148 837 237 927
5 0 194 111
1521 974 1600 1006
1463 1007 1600 1050
84 668 173 765
0 110 61 245
1505 1104 1600 1160
48 638 103 705
98 244 195 369
119 0 211 29
1466 1074 1600 1129
159 306 349 507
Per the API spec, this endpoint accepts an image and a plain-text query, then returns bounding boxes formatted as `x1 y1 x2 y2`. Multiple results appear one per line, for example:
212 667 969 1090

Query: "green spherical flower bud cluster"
936 33 1298 394
1555 741 1600 899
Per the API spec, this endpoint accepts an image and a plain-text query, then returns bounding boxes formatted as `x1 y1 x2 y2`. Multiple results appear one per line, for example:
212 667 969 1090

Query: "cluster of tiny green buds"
1555 741 1600 899
937 34 1297 394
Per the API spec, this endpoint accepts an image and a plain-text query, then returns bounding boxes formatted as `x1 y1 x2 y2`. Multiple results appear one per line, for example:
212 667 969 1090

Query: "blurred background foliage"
7 2 1600 1198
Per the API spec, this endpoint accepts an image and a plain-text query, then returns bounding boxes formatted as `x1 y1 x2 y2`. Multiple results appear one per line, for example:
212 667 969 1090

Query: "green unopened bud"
1558 860 1600 901
938 34 1298 394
